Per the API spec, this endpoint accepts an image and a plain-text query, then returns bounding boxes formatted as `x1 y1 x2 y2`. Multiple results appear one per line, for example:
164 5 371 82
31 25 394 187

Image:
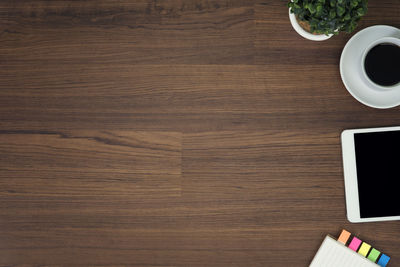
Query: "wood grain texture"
0 0 400 266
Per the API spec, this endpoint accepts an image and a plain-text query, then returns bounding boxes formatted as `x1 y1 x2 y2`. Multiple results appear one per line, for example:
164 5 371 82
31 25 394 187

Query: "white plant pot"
289 8 333 41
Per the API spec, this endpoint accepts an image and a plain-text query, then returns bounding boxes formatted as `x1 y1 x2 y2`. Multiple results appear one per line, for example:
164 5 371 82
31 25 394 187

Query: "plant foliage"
288 0 368 35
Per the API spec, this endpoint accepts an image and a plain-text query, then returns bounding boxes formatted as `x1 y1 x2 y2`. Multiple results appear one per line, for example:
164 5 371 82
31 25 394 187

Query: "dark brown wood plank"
2 64 400 132
0 130 182 197
0 0 254 65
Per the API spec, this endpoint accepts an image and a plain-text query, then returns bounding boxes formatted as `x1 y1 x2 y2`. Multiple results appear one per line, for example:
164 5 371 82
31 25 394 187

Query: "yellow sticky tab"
358 242 371 257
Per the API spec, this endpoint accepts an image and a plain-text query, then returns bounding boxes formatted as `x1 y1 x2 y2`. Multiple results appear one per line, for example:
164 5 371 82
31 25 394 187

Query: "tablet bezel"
341 126 400 223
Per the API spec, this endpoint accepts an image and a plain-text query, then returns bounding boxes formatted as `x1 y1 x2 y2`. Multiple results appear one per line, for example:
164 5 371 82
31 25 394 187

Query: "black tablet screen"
354 131 400 218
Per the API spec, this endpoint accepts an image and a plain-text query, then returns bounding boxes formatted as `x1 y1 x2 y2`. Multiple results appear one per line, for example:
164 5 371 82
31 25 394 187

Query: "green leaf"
337 5 345 16
329 9 336 18
316 4 323 16
307 3 316 14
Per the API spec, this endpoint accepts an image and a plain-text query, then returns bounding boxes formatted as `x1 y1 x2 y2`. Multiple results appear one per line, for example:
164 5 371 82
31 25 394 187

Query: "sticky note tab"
358 242 371 257
338 229 351 245
377 254 390 267
348 237 362 251
368 248 381 263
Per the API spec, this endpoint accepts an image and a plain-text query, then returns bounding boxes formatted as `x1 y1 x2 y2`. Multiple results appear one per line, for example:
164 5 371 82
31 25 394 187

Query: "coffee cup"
360 37 400 90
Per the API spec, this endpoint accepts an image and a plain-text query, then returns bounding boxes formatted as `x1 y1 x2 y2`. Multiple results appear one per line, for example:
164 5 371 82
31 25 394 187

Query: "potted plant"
288 0 368 41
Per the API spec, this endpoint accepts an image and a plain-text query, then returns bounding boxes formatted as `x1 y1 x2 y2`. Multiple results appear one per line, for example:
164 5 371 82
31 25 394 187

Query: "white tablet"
341 126 400 223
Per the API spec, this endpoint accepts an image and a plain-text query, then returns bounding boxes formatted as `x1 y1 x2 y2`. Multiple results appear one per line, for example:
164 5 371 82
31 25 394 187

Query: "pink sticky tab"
349 237 362 251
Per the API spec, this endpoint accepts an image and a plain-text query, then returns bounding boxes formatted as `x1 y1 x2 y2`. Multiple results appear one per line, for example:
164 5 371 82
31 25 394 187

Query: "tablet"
341 126 400 223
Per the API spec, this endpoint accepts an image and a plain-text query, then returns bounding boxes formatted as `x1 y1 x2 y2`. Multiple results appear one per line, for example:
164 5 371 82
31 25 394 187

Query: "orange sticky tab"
338 229 351 245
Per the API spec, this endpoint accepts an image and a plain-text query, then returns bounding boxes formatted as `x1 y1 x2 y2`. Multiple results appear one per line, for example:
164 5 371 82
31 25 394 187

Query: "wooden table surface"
1 0 400 266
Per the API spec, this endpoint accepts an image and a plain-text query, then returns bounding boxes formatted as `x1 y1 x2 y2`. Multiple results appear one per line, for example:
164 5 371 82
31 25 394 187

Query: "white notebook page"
310 236 379 267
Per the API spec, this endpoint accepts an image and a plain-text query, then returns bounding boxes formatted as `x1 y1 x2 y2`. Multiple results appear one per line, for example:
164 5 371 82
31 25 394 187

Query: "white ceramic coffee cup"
360 37 400 91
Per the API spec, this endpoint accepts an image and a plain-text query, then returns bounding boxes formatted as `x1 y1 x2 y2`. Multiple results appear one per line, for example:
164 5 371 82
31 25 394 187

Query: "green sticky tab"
368 248 380 262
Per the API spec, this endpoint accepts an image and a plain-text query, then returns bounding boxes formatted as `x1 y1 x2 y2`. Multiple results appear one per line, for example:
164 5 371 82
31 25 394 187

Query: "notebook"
310 230 390 267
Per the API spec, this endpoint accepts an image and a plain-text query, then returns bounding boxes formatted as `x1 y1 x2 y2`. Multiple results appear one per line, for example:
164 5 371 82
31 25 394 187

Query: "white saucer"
340 25 400 109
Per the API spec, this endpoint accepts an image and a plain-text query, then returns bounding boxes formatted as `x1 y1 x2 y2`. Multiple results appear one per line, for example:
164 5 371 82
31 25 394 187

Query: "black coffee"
364 43 400 87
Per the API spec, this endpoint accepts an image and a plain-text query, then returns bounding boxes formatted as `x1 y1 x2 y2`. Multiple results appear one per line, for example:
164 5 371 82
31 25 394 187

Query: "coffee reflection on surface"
364 43 400 87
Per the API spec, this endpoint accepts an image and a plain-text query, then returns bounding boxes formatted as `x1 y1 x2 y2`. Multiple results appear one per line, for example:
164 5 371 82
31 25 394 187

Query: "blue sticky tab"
377 254 390 267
